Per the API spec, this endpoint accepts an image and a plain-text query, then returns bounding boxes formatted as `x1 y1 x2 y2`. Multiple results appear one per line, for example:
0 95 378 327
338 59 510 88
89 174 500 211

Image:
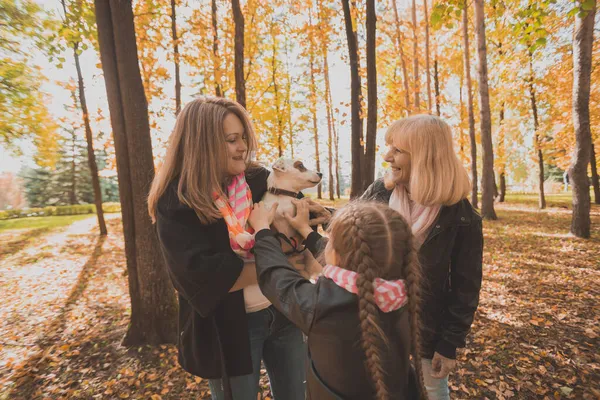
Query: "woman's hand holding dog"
303 198 332 227
249 201 279 232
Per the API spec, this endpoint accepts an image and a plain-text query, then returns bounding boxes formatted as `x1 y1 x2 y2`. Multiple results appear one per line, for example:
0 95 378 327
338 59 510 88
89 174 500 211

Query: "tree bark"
307 7 321 199
318 1 335 201
74 42 107 235
270 21 283 158
463 1 478 209
211 0 222 97
342 0 364 198
70 127 77 205
499 104 506 202
61 0 106 232
170 0 181 115
423 0 432 112
364 0 377 191
591 142 600 204
473 0 497 220
528 51 546 209
231 0 245 108
434 56 440 116
570 0 596 238
391 0 411 115
411 0 420 111
94 0 178 345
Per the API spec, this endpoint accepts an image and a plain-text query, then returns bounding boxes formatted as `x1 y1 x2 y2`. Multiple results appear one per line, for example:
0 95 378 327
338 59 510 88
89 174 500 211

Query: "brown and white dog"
262 158 324 280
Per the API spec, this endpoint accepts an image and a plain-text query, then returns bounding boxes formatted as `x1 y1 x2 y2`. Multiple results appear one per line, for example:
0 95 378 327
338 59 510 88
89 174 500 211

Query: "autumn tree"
463 1 478 208
364 0 377 189
170 0 181 114
473 0 497 219
1 0 59 162
570 0 596 238
232 0 245 107
342 0 364 197
57 0 107 235
94 0 177 345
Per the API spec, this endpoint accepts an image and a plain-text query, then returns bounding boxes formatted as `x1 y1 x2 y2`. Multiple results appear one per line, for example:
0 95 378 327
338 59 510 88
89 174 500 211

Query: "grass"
0 214 93 233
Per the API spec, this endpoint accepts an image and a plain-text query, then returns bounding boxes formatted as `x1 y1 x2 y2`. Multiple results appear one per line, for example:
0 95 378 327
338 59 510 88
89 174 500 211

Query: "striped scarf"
321 265 408 313
214 174 255 261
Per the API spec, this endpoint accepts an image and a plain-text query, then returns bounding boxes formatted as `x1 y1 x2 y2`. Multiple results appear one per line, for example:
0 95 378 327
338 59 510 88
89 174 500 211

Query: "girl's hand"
249 201 278 232
284 199 313 239
304 198 332 226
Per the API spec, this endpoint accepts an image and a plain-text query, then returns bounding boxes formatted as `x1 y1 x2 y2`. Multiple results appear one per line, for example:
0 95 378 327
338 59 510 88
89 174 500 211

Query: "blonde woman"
148 97 305 400
361 115 483 400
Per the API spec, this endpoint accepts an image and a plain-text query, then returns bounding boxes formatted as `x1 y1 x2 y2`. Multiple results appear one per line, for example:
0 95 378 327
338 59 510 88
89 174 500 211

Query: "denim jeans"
209 305 306 400
421 358 450 400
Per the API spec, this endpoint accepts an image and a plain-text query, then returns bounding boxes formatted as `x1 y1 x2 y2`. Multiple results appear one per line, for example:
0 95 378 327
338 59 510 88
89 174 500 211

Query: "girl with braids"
249 200 426 400
361 114 483 400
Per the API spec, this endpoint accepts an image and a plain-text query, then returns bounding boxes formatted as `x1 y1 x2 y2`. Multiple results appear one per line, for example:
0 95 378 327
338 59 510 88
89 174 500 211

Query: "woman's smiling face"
223 113 248 177
383 144 411 187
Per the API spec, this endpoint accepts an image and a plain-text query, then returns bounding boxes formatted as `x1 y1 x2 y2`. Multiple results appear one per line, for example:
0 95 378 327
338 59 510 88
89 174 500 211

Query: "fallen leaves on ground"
0 202 598 399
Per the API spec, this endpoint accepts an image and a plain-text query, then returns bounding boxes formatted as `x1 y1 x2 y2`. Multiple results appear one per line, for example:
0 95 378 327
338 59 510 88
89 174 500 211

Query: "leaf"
582 0 595 11
560 386 573 396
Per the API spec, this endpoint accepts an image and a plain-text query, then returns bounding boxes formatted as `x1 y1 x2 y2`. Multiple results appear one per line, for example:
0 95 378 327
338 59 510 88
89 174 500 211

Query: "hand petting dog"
283 199 313 239
248 201 279 232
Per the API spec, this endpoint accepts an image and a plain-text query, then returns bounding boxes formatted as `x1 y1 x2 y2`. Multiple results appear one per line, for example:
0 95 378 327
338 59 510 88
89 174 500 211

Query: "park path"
0 214 124 396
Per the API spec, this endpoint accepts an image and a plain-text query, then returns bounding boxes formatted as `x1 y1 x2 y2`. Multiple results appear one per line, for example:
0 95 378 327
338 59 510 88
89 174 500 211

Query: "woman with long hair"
361 114 483 400
148 97 306 400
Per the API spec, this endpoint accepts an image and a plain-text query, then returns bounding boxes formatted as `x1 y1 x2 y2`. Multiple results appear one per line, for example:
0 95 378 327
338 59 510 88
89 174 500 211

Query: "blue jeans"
209 305 306 400
421 358 450 400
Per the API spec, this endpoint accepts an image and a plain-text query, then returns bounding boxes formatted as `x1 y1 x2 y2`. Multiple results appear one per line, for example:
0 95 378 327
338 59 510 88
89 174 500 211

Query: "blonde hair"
386 114 470 206
148 97 258 224
328 201 427 400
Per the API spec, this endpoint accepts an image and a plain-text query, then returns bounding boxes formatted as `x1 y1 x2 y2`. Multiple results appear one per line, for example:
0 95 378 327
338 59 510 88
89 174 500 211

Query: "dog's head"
270 158 322 192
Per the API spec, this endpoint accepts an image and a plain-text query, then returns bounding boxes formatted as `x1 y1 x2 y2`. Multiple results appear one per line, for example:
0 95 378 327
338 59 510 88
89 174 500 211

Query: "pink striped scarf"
214 174 255 261
321 265 408 313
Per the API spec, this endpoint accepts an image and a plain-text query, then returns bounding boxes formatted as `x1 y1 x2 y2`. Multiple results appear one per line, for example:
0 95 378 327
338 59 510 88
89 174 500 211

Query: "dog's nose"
317 172 323 178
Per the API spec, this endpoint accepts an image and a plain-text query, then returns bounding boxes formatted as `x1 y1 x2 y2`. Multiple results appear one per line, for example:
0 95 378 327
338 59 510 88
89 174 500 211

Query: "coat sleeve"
436 218 483 359
156 199 244 318
303 231 328 258
254 229 318 334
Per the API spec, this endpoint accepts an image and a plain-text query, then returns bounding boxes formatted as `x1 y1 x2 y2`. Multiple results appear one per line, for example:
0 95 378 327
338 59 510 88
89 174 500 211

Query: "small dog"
262 158 324 280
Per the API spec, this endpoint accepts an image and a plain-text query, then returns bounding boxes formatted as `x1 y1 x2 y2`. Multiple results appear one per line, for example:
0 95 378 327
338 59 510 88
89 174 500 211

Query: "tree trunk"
434 55 440 116
335 109 341 199
211 0 222 97
94 0 178 345
391 0 411 115
570 0 596 238
591 142 600 204
73 41 107 235
364 0 377 190
70 127 77 205
270 21 283 158
528 51 546 209
308 7 322 199
342 0 364 198
411 0 420 111
423 0 432 112
284 39 294 159
318 2 335 201
499 104 506 202
473 0 496 220
462 1 478 209
231 0 245 108
170 0 181 115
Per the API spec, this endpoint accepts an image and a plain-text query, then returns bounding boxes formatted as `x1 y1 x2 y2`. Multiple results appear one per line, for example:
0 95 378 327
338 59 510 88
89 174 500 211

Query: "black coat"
254 229 420 400
155 168 271 379
361 179 483 359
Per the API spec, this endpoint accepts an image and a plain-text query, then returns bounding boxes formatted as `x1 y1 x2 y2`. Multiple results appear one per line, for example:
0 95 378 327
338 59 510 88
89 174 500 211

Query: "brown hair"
148 97 258 224
327 201 427 400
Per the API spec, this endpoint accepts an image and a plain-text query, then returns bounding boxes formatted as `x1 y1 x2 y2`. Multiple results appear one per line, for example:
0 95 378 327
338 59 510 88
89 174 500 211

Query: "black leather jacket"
254 229 420 400
361 179 483 359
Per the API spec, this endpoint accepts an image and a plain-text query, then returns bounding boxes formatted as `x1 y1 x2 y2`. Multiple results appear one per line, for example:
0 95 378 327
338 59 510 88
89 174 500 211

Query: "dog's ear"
272 158 287 173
